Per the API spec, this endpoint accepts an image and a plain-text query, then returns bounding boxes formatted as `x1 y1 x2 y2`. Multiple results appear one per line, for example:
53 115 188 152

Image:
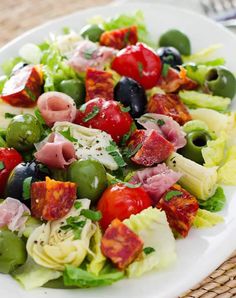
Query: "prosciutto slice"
0 198 30 234
130 164 182 204
138 113 186 150
37 91 76 127
68 40 116 73
34 133 76 169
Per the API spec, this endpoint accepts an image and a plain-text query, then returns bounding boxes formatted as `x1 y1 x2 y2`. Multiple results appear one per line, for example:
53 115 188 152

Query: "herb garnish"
106 141 126 167
4 112 16 119
123 143 142 159
164 190 182 201
124 29 131 45
60 128 77 142
83 106 100 122
120 106 131 113
61 215 86 240
25 86 37 101
80 209 102 221
74 201 82 210
137 62 143 77
83 47 97 60
143 247 155 255
34 108 46 125
23 177 33 200
0 161 5 171
120 122 136 146
161 63 170 77
157 119 165 126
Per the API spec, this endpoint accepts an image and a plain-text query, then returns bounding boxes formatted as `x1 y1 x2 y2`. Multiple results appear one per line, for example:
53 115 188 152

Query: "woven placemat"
0 0 235 296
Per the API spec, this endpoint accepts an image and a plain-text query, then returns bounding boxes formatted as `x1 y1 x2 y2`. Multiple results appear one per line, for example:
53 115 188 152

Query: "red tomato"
97 183 152 230
74 98 133 143
111 42 162 89
0 148 22 195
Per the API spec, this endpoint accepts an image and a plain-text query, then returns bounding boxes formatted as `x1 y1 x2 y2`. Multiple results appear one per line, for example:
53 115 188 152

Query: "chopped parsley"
83 106 100 122
120 122 136 146
137 62 143 77
83 47 97 60
123 143 142 159
74 201 82 210
22 177 33 200
120 106 131 113
143 247 155 255
25 86 37 101
0 161 5 171
61 216 86 240
80 209 102 221
164 190 182 201
106 141 126 167
157 119 165 126
4 112 16 119
60 128 77 142
161 63 170 77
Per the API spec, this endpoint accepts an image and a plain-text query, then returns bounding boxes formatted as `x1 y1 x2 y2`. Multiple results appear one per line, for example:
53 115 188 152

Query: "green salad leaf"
193 208 224 228
198 186 226 212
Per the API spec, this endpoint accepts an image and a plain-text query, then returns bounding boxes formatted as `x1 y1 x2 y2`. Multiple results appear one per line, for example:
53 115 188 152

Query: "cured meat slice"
34 133 76 169
85 68 114 101
147 93 192 125
157 184 199 237
101 218 143 270
31 177 77 221
100 26 138 50
130 164 182 204
37 91 76 127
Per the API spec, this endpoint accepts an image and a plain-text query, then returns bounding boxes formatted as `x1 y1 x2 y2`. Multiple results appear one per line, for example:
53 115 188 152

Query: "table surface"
0 0 236 297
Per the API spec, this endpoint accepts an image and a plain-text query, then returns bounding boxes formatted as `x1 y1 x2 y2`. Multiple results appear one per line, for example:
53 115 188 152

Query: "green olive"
6 114 41 151
0 229 27 273
80 24 104 42
206 66 236 99
68 159 107 203
159 29 191 56
179 131 211 164
58 79 85 108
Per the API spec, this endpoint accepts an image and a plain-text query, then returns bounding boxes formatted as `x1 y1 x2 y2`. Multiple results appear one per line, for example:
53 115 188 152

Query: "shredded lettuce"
179 90 231 112
87 224 106 276
193 209 224 228
202 133 227 167
123 207 176 277
190 108 235 135
198 186 226 212
183 44 223 64
90 10 154 47
63 265 124 288
12 257 61 290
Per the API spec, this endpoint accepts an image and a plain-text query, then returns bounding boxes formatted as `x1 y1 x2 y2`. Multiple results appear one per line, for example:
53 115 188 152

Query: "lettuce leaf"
123 207 176 277
12 257 61 290
202 133 227 167
218 146 236 185
87 224 106 276
198 186 226 212
90 10 154 47
63 265 124 288
179 90 230 112
193 208 224 228
190 108 235 136
1 56 23 76
183 44 223 64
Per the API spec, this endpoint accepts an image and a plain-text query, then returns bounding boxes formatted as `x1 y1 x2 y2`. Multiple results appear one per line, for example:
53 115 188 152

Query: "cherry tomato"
111 42 162 90
0 148 22 195
74 98 133 143
97 183 152 230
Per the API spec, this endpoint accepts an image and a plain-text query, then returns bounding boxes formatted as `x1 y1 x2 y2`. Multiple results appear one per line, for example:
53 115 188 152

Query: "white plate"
0 2 236 298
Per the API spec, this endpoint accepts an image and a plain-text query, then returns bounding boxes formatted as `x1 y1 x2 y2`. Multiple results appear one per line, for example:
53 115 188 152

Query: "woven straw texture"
0 0 235 297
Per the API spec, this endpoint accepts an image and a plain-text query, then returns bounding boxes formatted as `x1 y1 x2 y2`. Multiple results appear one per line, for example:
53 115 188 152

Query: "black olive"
114 77 147 118
156 47 183 70
4 161 50 207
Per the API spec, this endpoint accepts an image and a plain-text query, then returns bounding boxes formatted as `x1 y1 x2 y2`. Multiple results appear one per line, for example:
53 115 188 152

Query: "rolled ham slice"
0 198 30 234
68 40 116 73
138 113 187 150
130 164 182 205
37 91 76 127
34 133 76 169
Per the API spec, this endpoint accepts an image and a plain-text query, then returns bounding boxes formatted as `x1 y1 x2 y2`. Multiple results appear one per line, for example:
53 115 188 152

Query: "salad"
0 10 235 290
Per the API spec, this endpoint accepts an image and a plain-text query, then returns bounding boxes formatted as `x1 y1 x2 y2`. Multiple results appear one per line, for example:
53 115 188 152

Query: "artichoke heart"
26 199 97 271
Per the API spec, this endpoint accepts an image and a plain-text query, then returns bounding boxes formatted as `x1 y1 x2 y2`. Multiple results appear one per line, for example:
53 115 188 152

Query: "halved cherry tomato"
97 183 152 230
74 98 133 143
111 42 162 89
0 148 22 195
